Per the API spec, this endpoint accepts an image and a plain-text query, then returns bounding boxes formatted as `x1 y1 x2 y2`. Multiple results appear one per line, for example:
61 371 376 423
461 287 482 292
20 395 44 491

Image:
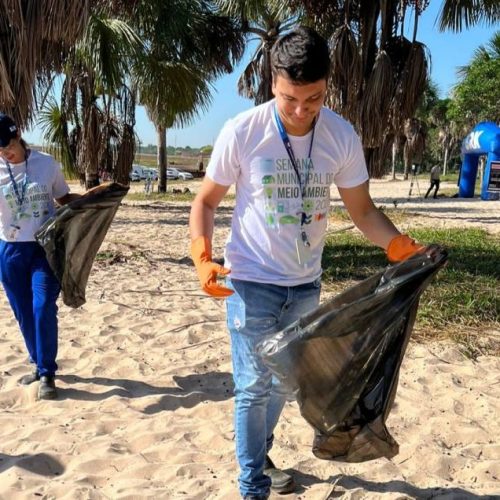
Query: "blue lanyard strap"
5 153 29 206
273 106 315 197
274 105 316 228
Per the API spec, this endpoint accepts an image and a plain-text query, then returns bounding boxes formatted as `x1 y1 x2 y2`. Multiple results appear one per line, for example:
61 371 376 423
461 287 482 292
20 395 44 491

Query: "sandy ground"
0 177 499 499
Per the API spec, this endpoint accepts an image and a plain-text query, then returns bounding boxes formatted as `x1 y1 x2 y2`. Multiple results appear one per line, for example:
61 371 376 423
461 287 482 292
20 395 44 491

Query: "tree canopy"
448 31 500 129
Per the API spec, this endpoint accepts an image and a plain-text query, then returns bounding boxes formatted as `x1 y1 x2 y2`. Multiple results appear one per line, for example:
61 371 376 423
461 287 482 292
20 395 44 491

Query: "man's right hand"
191 236 233 298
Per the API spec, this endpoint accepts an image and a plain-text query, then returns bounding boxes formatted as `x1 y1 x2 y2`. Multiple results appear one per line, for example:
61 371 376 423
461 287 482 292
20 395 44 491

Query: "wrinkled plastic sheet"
35 183 129 308
257 247 447 462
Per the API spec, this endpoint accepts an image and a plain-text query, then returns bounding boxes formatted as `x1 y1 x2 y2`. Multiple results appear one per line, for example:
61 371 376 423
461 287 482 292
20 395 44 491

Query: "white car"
168 167 193 180
131 164 149 179
166 168 178 180
129 171 141 182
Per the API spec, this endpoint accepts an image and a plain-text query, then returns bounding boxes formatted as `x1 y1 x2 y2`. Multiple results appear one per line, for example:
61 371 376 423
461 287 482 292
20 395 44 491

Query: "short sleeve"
52 161 70 199
333 128 369 188
206 119 240 186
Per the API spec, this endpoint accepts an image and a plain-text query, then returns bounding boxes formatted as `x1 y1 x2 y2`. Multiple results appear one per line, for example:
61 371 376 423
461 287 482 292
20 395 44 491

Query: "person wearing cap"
0 113 80 400
189 27 427 500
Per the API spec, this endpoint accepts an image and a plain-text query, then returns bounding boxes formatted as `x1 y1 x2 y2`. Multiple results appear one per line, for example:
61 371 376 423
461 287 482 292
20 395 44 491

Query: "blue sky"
25 2 498 148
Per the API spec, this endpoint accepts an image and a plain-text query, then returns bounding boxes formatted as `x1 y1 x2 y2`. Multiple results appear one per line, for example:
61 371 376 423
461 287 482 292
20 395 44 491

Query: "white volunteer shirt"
0 150 69 242
207 99 369 286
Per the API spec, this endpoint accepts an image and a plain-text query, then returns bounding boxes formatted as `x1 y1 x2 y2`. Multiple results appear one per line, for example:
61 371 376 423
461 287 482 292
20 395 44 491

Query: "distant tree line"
137 145 212 157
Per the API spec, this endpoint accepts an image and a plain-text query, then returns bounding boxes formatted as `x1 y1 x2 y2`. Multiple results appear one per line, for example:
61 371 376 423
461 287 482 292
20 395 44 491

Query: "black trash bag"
257 247 447 463
35 182 129 308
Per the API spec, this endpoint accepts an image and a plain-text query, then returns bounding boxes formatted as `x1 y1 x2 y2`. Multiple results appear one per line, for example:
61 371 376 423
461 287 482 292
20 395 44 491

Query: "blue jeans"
0 240 60 377
226 277 321 498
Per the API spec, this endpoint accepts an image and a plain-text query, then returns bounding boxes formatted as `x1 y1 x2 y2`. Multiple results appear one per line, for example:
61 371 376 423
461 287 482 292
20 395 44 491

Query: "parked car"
168 167 193 180
129 171 141 182
131 164 149 180
166 168 178 180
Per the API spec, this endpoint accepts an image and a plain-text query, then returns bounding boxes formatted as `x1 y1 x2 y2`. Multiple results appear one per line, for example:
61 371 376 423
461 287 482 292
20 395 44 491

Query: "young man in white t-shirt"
189 27 424 500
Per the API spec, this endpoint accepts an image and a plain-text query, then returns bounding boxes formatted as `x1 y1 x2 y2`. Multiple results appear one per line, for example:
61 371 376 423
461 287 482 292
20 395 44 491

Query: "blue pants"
0 240 60 377
226 277 321 498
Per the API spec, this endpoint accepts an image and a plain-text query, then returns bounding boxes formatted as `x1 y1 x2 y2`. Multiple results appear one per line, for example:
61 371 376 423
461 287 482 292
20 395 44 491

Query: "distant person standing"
198 155 204 173
425 164 441 199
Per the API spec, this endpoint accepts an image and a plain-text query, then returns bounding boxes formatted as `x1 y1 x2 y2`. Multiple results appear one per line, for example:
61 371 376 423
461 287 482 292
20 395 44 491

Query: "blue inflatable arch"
459 121 500 200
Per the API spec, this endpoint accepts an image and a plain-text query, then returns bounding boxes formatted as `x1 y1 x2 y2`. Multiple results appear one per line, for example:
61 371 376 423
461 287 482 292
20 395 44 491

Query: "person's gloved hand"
191 236 233 298
386 234 425 262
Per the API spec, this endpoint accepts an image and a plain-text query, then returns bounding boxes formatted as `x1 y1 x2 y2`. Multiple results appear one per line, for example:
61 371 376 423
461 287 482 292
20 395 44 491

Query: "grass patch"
328 206 418 227
125 191 196 202
322 227 500 354
125 190 235 203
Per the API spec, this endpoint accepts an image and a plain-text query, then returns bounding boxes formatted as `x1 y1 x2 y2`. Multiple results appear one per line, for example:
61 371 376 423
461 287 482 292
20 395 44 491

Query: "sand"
0 176 499 499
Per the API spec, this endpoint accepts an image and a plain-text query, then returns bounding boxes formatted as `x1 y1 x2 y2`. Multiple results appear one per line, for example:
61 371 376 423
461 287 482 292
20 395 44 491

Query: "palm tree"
130 0 245 192
291 0 431 178
40 12 143 188
427 98 459 176
215 1 298 105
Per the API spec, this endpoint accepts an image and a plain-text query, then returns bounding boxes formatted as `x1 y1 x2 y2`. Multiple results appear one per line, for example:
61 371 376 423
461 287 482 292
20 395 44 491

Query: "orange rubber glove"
386 234 425 262
191 236 233 298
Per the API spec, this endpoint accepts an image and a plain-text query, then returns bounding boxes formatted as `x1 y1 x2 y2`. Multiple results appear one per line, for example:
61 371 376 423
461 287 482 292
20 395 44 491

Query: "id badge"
295 237 312 266
8 224 20 240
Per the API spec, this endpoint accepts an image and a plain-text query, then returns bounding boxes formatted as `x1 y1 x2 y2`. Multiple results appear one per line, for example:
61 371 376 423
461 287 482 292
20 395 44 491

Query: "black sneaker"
264 455 296 494
38 376 58 400
18 370 40 385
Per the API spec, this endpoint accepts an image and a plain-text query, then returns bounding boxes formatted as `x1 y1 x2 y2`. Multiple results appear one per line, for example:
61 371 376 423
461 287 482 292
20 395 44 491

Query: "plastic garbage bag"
35 182 129 308
257 247 447 463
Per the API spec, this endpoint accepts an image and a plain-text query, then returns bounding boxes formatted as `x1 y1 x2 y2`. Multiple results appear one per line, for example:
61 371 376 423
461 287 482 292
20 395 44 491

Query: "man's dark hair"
271 26 330 84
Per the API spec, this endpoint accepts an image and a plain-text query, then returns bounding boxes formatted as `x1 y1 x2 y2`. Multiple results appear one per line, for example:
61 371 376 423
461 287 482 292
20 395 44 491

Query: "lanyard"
5 153 29 206
274 106 316 234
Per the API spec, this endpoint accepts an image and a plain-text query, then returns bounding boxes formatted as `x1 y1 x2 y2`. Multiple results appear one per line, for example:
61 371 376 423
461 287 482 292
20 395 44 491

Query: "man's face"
272 74 327 136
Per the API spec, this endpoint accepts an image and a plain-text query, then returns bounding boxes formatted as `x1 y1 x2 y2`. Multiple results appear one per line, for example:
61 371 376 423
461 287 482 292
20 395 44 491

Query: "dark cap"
0 114 18 147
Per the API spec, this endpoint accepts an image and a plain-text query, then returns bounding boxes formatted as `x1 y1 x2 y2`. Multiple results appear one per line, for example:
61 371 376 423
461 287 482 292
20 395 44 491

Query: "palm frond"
326 24 361 123
391 41 430 132
238 59 261 100
0 0 90 127
438 0 500 32
360 50 394 147
76 15 142 94
38 98 77 179
134 58 212 128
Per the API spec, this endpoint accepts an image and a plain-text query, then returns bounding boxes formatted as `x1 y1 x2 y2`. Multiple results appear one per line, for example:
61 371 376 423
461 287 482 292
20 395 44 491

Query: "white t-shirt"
0 150 70 242
207 99 369 286
430 165 441 180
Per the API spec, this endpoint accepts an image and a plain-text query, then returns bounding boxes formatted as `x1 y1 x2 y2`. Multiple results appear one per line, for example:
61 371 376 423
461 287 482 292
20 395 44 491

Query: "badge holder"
296 231 312 266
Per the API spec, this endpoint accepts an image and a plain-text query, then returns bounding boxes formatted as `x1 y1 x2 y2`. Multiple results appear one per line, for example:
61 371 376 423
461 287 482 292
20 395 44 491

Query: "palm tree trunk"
403 142 410 180
157 126 167 193
443 146 449 176
81 100 101 190
262 44 272 103
391 139 398 180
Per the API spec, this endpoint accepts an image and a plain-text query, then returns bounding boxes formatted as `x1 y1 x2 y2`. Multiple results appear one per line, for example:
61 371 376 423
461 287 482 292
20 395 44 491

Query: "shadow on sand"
57 371 234 414
288 470 498 499
0 452 64 476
